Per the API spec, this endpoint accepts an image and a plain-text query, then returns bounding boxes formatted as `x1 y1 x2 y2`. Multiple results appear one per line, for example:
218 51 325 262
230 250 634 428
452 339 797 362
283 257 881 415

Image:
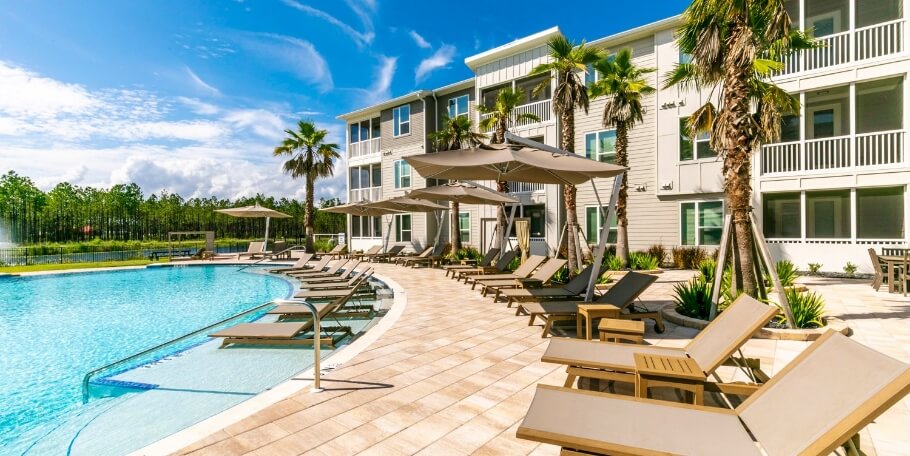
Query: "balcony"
774 19 904 76
349 137 381 159
760 130 905 175
350 186 382 202
506 181 546 194
479 100 552 133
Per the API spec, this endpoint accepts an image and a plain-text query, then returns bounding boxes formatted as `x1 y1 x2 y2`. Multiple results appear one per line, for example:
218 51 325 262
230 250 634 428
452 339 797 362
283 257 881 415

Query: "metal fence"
0 243 251 267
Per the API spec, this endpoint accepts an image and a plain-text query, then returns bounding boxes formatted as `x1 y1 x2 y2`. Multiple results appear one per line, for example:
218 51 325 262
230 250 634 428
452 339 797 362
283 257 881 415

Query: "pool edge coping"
129 271 408 456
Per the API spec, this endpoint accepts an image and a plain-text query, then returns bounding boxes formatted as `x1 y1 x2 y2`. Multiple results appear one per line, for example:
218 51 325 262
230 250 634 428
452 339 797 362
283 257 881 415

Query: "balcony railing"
479 99 552 132
350 186 382 202
760 130 905 175
349 137 381 159
774 19 904 76
506 181 546 193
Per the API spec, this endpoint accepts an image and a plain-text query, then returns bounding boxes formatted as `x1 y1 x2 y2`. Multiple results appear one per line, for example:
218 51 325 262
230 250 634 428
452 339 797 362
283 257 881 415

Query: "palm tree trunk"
304 174 315 252
723 24 758 296
451 201 462 251
495 180 509 251
560 109 581 275
615 122 630 266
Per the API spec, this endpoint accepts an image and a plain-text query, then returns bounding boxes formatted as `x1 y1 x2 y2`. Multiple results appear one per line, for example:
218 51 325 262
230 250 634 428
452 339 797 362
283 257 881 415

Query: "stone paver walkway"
175 265 910 456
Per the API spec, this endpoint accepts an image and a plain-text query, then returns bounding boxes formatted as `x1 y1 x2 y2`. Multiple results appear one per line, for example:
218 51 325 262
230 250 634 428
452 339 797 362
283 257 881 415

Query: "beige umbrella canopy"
407 182 518 205
215 203 291 252
365 196 448 212
403 143 626 185
322 201 404 217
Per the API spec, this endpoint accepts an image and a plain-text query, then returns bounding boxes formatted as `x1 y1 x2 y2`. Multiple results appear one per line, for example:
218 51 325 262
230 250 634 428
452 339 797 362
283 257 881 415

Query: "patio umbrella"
404 133 629 301
403 143 626 185
215 203 290 252
323 201 404 252
407 182 519 205
408 182 519 257
366 197 448 252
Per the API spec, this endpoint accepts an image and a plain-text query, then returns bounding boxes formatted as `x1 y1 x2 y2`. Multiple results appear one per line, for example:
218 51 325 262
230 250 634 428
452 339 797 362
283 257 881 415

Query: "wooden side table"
598 319 645 344
633 353 706 405
576 304 620 340
459 258 477 265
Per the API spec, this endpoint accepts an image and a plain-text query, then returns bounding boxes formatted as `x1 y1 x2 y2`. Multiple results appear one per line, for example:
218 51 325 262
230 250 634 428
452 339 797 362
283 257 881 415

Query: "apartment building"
337 0 909 273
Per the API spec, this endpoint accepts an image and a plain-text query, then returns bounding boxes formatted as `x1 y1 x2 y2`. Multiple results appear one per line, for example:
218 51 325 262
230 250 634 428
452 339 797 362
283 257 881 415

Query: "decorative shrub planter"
660 305 851 340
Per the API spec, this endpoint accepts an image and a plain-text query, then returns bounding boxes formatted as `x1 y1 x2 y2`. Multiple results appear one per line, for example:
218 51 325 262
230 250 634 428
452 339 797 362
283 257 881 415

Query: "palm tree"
665 0 813 297
428 115 486 251
589 49 655 266
530 36 604 274
477 87 540 250
273 120 341 252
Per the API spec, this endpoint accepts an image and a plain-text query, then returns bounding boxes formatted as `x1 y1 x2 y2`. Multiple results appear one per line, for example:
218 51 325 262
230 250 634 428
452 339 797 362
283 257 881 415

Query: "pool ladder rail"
81 299 326 403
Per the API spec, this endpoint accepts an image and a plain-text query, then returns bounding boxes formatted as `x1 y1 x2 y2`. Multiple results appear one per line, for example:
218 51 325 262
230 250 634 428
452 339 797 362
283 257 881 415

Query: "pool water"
0 265 292 454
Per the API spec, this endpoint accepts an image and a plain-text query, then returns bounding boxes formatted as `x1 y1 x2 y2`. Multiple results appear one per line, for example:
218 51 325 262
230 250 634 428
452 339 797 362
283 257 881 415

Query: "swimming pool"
0 265 293 454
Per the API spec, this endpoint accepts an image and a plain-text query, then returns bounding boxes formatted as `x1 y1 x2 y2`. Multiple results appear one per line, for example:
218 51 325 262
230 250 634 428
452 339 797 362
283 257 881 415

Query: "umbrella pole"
433 210 444 250
263 217 270 252
502 204 518 258
585 173 624 301
382 216 394 252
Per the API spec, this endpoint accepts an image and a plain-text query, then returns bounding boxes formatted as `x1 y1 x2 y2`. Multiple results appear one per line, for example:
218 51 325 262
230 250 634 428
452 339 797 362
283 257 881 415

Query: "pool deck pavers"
174 264 910 456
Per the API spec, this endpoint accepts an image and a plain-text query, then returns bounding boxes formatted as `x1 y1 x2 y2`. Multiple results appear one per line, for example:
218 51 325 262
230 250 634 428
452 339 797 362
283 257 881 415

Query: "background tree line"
0 171 345 245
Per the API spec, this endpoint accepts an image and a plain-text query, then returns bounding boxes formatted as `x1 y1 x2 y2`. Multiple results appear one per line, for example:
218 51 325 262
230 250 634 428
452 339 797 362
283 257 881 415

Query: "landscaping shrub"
843 262 858 277
673 276 712 320
629 251 659 271
768 260 799 287
671 246 707 269
602 255 625 271
596 271 613 284
777 288 825 329
697 258 717 283
551 265 571 284
313 238 336 253
506 255 521 271
808 262 822 274
646 244 667 267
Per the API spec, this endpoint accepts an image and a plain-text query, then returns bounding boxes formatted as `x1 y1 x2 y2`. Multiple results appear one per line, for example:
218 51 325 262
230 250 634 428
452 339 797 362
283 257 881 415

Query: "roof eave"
336 90 431 121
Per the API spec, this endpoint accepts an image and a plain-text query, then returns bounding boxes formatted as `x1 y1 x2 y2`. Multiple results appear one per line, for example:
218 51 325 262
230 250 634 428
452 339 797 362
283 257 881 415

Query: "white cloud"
0 61 99 117
177 96 220 115
281 0 375 47
415 44 456 83
222 108 286 140
184 67 221 97
409 30 431 49
238 33 333 91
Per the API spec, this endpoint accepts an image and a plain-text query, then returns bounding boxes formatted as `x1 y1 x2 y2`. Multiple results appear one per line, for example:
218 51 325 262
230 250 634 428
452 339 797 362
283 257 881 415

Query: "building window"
395 214 412 242
393 105 410 137
763 192 801 239
680 201 723 245
447 95 469 118
679 50 693 64
350 123 360 143
806 190 851 238
585 129 616 163
350 164 381 192
585 206 617 244
393 160 411 189
458 212 471 243
351 215 381 238
857 186 905 239
679 117 717 161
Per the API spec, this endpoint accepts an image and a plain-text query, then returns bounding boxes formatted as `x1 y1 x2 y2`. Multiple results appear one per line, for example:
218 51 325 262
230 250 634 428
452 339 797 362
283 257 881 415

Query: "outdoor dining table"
880 255 907 293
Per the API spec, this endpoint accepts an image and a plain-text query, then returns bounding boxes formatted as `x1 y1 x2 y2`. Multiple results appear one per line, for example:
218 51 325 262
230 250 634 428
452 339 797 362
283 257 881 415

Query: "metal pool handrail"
80 298 324 403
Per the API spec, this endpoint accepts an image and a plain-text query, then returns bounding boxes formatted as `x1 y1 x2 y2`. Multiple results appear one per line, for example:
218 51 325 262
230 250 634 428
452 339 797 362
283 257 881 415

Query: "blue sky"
0 0 689 201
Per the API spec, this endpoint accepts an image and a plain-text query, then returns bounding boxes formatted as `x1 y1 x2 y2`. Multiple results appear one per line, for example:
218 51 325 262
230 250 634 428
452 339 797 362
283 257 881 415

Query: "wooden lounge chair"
302 270 373 291
395 245 434 265
210 301 352 348
296 261 363 284
517 330 910 456
400 246 446 268
496 264 601 307
293 275 372 300
518 271 662 337
454 250 519 282
543 294 777 391
279 255 330 275
288 259 348 278
323 244 347 259
268 253 315 273
350 245 381 260
442 247 501 277
466 255 547 289
171 248 208 261
370 245 405 263
235 241 265 259
479 258 568 298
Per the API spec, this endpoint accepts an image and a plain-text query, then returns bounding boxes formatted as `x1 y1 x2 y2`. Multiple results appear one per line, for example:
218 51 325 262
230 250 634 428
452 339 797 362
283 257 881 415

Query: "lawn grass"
0 259 167 274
